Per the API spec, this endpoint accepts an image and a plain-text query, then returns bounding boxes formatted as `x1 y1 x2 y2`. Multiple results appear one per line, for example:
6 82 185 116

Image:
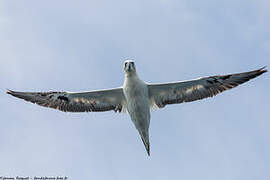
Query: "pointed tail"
140 132 150 156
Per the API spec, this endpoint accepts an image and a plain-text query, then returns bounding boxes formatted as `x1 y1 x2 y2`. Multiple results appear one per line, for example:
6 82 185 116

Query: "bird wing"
148 67 267 109
7 88 127 113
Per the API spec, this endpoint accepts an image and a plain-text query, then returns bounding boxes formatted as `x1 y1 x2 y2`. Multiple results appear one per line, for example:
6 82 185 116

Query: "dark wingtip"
6 89 14 95
6 89 21 98
259 66 267 73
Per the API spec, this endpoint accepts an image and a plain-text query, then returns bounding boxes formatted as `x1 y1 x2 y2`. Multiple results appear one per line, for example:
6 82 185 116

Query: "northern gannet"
7 60 267 156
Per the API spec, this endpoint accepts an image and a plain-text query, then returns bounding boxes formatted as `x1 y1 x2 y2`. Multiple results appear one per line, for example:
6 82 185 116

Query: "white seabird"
7 60 267 156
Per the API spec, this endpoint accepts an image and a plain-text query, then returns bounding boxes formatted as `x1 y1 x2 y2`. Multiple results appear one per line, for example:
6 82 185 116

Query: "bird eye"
124 62 127 67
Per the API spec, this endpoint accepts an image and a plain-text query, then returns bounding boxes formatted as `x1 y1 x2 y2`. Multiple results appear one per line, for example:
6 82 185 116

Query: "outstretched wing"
7 88 127 113
148 67 267 109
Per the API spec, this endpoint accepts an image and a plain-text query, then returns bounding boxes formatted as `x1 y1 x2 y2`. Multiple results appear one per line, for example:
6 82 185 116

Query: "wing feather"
148 67 267 108
7 88 126 113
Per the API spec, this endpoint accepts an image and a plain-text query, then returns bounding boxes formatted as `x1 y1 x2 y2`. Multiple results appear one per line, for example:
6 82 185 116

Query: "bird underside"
7 64 267 156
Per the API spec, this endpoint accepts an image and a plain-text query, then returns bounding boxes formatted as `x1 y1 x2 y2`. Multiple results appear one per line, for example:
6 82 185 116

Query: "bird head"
124 60 136 74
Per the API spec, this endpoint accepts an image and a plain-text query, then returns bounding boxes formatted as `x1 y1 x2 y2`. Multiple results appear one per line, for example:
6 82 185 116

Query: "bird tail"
140 131 150 156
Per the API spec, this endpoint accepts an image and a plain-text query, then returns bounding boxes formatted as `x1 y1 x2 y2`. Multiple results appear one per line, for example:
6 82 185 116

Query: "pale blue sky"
0 0 269 179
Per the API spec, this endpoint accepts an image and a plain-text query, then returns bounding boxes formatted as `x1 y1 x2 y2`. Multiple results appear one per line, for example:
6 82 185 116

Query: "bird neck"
124 72 141 82
125 71 137 78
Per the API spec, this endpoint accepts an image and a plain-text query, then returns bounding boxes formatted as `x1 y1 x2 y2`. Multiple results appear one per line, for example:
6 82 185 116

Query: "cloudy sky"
0 0 269 179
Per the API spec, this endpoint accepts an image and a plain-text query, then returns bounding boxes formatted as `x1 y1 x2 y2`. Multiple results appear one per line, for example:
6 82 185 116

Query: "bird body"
7 60 267 156
123 66 151 155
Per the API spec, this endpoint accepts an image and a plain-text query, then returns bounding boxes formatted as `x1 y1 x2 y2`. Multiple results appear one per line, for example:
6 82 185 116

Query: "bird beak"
127 64 132 72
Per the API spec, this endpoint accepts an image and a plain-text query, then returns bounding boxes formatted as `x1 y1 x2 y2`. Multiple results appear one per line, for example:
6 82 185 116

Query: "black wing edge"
6 89 64 99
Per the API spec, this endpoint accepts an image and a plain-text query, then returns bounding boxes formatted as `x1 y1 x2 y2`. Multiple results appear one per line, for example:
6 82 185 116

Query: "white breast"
123 74 151 132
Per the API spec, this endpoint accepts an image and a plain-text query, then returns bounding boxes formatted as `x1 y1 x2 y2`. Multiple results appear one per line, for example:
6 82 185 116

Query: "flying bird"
7 60 267 156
